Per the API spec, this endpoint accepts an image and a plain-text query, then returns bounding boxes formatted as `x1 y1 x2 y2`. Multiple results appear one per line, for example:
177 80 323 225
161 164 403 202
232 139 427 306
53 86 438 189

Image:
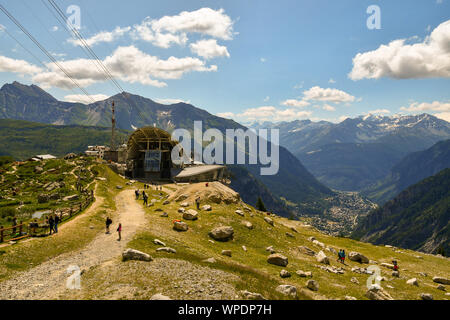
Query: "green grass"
124 187 450 300
0 164 125 281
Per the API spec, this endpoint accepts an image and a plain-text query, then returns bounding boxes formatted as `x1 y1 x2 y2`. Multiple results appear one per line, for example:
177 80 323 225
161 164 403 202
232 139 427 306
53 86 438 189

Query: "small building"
85 146 108 159
35 154 57 160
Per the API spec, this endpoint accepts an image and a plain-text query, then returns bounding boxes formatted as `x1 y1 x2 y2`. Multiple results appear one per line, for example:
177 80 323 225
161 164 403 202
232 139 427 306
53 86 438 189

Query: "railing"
0 194 94 244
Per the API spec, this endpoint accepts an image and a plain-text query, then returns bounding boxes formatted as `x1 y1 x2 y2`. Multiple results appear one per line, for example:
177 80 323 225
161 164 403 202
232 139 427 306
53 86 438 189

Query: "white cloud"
51 26 58 32
64 94 109 104
31 45 217 89
293 81 304 89
368 108 391 114
281 99 310 108
322 104 336 111
151 8 234 40
263 96 270 102
217 112 234 119
227 106 312 122
435 112 450 122
302 86 355 103
132 18 188 49
328 78 336 84
0 55 42 75
338 115 350 122
154 98 190 105
349 20 450 80
69 26 131 47
190 39 230 59
400 100 450 112
260 58 266 63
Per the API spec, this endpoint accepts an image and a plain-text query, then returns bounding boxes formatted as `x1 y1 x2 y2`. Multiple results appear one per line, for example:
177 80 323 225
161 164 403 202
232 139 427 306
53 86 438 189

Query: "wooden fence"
0 194 94 244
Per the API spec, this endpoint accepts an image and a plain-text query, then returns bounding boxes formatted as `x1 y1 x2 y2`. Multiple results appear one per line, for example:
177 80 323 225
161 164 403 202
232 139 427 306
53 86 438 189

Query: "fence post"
69 207 72 217
19 221 23 235
0 226 3 243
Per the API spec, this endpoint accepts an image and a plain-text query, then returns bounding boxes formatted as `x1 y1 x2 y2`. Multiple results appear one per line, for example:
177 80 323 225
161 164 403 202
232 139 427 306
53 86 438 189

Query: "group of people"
337 249 346 264
105 216 121 241
46 214 60 235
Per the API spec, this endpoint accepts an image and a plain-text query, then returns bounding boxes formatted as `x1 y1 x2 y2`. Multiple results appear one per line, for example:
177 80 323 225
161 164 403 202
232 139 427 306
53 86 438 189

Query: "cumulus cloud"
223 106 312 122
302 86 355 103
151 8 234 40
322 104 336 111
435 112 450 122
190 39 230 59
69 26 131 47
217 112 235 119
281 99 310 108
64 94 109 104
349 20 450 80
0 55 42 75
30 45 217 89
368 108 391 114
69 8 234 50
400 100 450 112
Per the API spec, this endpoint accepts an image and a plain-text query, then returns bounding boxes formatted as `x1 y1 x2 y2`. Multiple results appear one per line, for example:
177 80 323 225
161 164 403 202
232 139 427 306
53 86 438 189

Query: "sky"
0 0 449 124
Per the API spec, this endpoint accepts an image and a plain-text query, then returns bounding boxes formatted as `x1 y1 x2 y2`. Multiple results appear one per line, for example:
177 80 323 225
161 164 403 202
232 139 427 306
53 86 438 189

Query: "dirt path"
0 189 146 300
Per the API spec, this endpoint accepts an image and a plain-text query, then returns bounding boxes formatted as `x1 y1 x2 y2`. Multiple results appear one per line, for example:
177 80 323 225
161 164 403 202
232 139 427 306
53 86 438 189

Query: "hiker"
53 214 60 233
337 250 343 263
393 260 399 273
135 189 140 200
195 197 200 210
205 182 209 187
105 216 112 234
117 223 122 241
341 250 346 264
48 215 54 235
143 191 148 206
29 219 38 235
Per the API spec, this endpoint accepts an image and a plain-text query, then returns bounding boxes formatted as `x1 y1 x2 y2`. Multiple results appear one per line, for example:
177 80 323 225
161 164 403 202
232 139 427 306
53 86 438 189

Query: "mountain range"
0 82 333 217
251 114 450 191
352 168 450 255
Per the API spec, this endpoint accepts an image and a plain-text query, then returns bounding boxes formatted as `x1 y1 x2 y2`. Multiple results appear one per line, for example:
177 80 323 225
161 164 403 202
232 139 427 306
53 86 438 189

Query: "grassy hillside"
353 169 450 255
0 119 129 160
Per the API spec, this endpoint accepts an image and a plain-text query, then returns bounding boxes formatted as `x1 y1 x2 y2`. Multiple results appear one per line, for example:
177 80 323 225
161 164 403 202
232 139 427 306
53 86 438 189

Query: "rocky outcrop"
267 253 288 267
122 249 152 262
209 226 234 242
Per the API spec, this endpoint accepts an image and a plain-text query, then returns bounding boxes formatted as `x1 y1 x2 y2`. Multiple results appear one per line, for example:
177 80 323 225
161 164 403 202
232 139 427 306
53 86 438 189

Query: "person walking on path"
143 192 148 206
53 214 60 233
195 197 200 210
105 217 112 234
117 223 122 241
48 215 54 235
135 189 140 200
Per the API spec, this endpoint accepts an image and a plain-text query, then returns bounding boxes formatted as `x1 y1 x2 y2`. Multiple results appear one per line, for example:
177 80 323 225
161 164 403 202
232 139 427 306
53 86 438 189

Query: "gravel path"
0 189 145 300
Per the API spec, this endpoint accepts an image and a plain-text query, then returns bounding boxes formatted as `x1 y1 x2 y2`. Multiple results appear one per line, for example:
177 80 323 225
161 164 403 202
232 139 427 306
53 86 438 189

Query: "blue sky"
0 0 449 123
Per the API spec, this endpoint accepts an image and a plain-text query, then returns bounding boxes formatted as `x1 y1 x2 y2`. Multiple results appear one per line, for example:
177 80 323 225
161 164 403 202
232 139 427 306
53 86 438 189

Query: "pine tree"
256 196 267 212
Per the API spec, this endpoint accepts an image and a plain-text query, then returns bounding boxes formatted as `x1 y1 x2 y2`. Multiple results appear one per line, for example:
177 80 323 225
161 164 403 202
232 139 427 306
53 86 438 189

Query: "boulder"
392 271 400 278
153 239 166 246
150 293 171 300
298 246 315 256
63 194 79 202
280 270 291 278
381 263 395 270
266 246 276 254
365 287 393 300
267 253 288 267
285 232 295 238
116 185 123 190
296 270 312 278
160 212 168 217
156 247 176 254
202 205 212 211
420 293 433 301
348 252 369 264
345 296 357 300
264 217 274 226
37 194 49 203
312 240 325 248
163 200 170 205
235 210 244 217
122 249 152 262
180 202 189 207
173 221 188 232
178 208 186 213
209 226 234 242
221 250 232 257
350 277 359 284
407 278 419 286
433 276 450 285
203 257 216 264
275 285 297 299
242 245 247 252
183 209 198 221
34 166 44 173
436 284 446 291
240 290 265 300
241 221 254 230
306 279 319 291
315 251 330 265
